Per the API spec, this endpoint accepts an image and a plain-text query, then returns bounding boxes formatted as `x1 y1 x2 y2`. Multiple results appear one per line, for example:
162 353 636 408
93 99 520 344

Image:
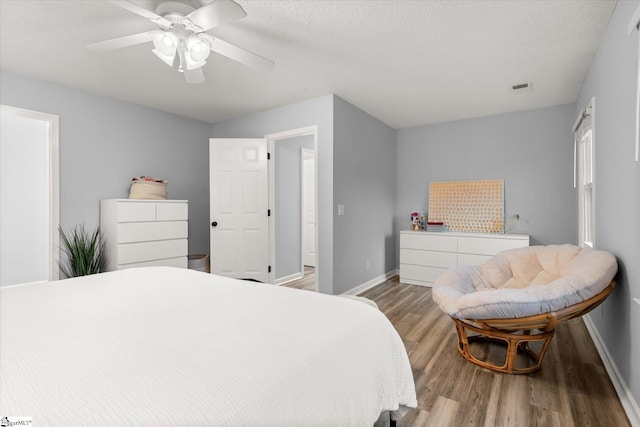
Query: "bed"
0 267 416 426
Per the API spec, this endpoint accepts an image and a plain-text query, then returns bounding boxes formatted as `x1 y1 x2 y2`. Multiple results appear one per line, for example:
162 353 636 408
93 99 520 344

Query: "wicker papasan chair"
432 244 617 374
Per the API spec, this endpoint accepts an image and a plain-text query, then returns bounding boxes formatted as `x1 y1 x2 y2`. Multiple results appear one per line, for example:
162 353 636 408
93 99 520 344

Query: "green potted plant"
58 225 107 278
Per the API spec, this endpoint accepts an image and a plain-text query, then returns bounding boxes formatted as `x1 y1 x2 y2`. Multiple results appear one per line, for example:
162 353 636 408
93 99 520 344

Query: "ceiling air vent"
510 82 532 94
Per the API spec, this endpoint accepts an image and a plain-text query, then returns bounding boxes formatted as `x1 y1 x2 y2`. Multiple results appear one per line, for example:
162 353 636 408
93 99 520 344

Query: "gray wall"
396 103 576 262
333 96 397 294
0 70 211 255
210 95 335 294
575 0 640 407
274 134 314 280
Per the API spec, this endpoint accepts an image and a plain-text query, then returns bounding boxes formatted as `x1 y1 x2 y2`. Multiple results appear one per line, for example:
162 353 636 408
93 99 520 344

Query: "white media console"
399 230 529 287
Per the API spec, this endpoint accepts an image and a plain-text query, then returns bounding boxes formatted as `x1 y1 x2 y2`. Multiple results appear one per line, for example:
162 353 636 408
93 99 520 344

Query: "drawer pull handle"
211 221 218 227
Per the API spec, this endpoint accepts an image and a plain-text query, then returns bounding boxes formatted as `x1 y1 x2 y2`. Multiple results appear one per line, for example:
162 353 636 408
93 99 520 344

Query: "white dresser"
399 231 529 287
100 199 188 271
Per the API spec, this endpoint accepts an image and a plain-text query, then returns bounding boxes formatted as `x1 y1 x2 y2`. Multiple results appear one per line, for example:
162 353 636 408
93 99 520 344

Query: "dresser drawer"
458 236 528 256
117 239 188 265
117 221 187 243
400 264 448 284
157 202 188 221
400 249 457 268
458 253 493 266
117 202 156 222
400 233 457 252
118 256 188 270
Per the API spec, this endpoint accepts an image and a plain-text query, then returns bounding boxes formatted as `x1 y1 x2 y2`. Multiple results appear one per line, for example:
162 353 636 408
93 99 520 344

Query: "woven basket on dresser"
129 181 167 200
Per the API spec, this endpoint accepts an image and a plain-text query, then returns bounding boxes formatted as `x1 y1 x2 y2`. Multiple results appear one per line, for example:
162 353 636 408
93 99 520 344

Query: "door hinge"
268 209 271 216
267 152 271 160
268 265 272 273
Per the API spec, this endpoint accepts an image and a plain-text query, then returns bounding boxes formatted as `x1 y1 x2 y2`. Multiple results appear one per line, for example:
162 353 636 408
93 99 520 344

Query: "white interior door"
210 138 268 282
301 147 316 267
0 106 59 287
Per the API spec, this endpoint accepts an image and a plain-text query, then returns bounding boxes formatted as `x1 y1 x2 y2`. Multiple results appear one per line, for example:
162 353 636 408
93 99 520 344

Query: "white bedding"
0 267 416 426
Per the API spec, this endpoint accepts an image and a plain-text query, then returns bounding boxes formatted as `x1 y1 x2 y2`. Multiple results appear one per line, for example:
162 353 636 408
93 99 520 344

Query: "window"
574 99 595 248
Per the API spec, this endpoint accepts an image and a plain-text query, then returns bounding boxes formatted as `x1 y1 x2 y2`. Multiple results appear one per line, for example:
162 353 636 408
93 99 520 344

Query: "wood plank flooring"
286 274 630 426
283 266 316 291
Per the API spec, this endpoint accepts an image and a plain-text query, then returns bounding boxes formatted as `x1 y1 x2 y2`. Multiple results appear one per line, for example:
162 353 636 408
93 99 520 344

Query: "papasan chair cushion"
432 244 618 320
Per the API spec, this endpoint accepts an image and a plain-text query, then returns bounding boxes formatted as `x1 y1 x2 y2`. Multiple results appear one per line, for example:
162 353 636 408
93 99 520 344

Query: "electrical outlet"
506 213 530 234
338 204 345 216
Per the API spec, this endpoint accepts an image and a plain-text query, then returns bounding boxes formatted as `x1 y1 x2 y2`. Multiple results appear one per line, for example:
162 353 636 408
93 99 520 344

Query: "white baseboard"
274 272 304 286
583 314 640 427
398 278 433 288
342 269 398 296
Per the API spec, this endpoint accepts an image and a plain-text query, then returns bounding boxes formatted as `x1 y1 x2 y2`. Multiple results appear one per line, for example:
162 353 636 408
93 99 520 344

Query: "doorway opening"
0 105 60 287
266 126 318 291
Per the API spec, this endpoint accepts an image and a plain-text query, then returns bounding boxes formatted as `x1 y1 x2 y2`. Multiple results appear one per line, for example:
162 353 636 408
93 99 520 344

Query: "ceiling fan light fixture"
91 0 273 84
152 32 178 56
185 58 207 71
186 36 210 63
152 48 176 67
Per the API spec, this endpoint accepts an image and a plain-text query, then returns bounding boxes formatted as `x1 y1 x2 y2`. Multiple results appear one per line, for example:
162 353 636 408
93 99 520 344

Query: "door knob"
211 221 218 227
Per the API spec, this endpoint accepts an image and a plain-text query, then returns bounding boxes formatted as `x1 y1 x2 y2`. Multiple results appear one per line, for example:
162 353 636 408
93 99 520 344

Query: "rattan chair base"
451 281 615 374
453 318 554 374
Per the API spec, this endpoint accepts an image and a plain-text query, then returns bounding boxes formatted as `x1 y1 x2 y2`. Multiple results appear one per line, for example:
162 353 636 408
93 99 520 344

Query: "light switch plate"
338 204 345 215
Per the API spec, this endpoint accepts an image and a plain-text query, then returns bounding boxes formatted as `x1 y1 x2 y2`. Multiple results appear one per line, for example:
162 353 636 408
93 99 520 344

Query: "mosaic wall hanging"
428 179 504 233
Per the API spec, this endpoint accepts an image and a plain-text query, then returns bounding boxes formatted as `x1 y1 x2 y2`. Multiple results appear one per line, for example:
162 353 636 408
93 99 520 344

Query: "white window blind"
574 99 595 248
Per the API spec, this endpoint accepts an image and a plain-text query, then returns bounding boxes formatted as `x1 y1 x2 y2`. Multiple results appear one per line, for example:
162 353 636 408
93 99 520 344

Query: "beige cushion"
432 244 617 320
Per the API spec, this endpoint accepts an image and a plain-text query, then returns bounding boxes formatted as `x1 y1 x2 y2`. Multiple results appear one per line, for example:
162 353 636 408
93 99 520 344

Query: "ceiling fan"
86 0 274 84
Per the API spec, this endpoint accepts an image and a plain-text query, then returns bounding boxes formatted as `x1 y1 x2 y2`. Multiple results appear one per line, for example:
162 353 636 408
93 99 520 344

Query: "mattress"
0 267 416 426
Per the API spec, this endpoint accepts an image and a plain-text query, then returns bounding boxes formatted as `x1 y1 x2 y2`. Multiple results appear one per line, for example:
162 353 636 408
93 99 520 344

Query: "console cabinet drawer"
400 264 448 284
401 233 457 252
458 236 527 256
400 249 457 268
458 253 493 266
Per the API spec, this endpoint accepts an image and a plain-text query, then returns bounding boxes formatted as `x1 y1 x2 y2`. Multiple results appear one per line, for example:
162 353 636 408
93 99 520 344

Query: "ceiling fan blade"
86 30 158 52
184 67 205 84
186 0 247 31
107 0 171 26
204 36 274 72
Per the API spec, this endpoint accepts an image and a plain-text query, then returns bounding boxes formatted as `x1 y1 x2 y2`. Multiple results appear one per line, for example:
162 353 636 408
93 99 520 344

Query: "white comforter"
0 267 416 426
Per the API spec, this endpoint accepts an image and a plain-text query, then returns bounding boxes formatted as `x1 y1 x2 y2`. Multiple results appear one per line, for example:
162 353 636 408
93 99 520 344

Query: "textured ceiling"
0 0 616 128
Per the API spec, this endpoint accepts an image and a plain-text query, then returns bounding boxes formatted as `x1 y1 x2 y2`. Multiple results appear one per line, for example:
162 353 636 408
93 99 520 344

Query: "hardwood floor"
282 266 316 291
357 276 630 427
283 273 629 426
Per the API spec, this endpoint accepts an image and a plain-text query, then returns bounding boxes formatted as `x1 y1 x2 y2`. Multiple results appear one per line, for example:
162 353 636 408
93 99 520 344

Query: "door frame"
1 104 60 282
300 147 315 271
265 125 318 290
